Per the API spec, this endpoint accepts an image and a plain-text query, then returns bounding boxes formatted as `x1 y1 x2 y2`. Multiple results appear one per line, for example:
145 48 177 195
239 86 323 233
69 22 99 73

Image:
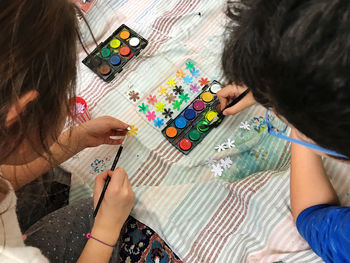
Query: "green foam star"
172 100 182 110
179 93 190 102
138 103 149 114
185 60 195 70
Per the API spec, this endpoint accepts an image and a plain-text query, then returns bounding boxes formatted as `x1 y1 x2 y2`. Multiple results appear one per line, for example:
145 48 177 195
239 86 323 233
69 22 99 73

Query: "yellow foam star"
166 78 177 87
176 69 186 78
127 125 138 136
157 86 168 96
155 101 166 112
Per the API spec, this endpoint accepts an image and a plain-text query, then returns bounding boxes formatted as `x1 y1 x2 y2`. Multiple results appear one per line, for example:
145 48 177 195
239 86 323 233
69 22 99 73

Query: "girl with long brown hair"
0 0 134 262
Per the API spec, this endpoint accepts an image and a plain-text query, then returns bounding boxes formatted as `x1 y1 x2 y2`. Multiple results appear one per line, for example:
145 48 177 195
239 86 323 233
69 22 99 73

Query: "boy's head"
222 0 350 158
0 0 79 164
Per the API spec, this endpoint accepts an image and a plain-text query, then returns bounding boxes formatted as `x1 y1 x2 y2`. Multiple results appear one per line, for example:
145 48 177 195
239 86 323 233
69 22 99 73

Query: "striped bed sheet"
62 0 350 262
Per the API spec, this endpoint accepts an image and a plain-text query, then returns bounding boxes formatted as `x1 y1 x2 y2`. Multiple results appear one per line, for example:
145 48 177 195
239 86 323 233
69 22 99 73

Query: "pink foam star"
146 111 156 121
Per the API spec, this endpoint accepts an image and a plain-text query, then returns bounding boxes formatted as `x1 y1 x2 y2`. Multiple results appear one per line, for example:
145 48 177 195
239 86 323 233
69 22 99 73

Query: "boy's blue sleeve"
296 204 350 263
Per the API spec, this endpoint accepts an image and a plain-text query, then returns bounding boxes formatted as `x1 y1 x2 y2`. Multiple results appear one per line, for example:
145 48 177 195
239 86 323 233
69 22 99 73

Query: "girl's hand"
75 116 129 149
92 169 135 244
216 83 256 115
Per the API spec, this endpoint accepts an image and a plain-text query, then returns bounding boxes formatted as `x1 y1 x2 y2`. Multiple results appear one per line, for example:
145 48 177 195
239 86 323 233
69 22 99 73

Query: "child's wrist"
91 223 121 246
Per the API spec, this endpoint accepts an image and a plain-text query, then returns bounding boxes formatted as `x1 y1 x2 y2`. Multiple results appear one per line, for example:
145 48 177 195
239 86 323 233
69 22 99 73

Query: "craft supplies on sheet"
82 24 148 82
61 1 350 263
161 80 224 154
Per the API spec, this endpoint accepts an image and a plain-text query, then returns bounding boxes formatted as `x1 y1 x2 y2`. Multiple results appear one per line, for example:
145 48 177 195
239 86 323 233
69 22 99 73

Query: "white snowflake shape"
224 138 235 149
205 158 217 166
220 157 233 169
240 121 251 130
215 143 226 152
211 163 223 177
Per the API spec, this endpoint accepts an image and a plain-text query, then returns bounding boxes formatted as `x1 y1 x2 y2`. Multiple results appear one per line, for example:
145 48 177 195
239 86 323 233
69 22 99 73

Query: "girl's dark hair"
0 0 79 162
222 0 350 158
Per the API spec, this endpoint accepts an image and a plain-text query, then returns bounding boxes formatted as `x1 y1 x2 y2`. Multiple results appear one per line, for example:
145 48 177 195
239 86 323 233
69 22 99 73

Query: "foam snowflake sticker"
157 86 168 96
138 103 149 114
224 138 235 149
185 60 195 70
127 125 138 136
129 91 140 102
199 77 210 86
190 68 200 77
147 95 157 105
211 163 223 177
215 143 226 152
176 69 186 78
179 93 190 103
167 78 177 87
205 158 217 166
173 85 184 95
153 117 164 128
172 100 182 110
183 75 193 84
220 157 232 169
190 83 200 93
162 108 173 119
165 93 176 103
155 101 166 112
74 103 85 114
240 121 251 130
146 111 156 121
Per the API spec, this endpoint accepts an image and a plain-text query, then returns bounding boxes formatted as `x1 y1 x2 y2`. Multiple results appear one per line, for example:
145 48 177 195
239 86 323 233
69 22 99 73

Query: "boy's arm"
290 129 339 220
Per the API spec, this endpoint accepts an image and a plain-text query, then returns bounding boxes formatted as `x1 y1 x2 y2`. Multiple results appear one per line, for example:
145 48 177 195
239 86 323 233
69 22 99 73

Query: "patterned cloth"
120 217 182 263
25 197 181 263
62 0 350 262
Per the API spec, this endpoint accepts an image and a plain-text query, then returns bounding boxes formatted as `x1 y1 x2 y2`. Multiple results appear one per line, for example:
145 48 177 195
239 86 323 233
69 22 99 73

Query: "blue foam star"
190 68 200 78
183 75 193 84
153 117 164 128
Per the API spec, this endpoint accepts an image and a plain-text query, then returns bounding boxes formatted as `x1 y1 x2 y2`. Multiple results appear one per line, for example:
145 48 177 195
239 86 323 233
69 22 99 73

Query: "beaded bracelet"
86 233 116 248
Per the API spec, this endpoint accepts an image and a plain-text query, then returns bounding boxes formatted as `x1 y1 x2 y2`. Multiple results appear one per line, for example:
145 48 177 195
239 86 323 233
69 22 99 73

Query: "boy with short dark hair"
218 0 350 262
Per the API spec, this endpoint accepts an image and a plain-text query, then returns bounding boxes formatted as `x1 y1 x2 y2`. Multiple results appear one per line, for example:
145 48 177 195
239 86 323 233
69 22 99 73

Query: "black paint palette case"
161 81 225 155
82 24 148 82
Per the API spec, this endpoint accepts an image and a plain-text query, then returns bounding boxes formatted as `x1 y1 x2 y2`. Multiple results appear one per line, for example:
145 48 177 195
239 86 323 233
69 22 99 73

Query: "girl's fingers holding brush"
93 168 135 237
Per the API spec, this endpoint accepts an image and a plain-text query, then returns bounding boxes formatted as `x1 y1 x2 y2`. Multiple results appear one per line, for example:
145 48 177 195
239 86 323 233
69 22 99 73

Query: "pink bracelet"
86 233 116 248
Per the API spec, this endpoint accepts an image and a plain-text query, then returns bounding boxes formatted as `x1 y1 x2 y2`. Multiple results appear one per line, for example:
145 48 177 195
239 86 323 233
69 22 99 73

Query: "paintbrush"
200 89 250 130
93 135 128 218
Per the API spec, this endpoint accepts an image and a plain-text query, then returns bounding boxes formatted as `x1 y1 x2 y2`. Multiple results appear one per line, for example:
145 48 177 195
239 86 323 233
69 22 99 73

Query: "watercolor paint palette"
82 24 148 82
161 81 224 155
136 59 211 129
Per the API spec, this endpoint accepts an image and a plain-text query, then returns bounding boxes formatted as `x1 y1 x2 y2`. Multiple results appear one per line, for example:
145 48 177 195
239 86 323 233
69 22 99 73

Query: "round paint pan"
198 120 209 132
120 46 130 56
98 64 111 75
120 30 130 39
205 111 218 122
210 83 222 94
189 130 201 141
165 127 178 138
201 92 214 103
175 117 187 129
110 39 121 49
179 138 191 151
110 55 121 66
101 48 111 58
184 109 196 120
193 100 205 111
129 37 140 47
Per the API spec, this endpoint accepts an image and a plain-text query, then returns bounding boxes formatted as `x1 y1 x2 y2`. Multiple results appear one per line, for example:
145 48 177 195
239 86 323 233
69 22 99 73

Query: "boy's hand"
216 84 256 115
75 116 129 150
92 169 135 244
